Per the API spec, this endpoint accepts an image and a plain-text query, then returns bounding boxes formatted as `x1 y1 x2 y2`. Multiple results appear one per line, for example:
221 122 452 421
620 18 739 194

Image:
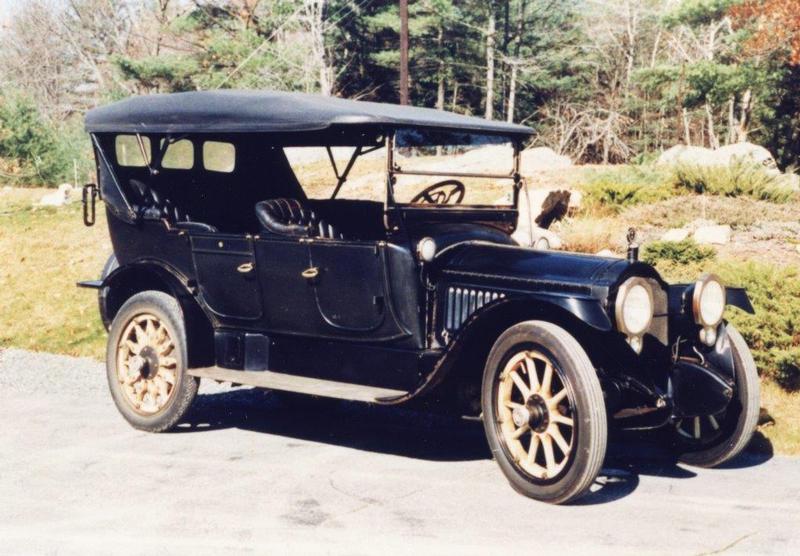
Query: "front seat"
255 198 343 239
128 179 217 232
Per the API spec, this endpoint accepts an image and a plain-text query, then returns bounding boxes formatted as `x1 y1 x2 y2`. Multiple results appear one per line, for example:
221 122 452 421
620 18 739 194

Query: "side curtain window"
115 135 151 167
161 139 195 170
203 141 236 173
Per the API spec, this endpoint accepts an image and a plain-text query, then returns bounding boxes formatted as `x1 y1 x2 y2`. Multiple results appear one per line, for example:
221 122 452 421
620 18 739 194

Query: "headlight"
615 277 654 352
693 274 725 346
417 237 437 262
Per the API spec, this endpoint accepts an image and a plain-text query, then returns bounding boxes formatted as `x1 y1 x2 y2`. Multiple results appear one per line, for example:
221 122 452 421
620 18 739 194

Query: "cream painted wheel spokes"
116 313 178 415
496 350 575 481
675 411 726 443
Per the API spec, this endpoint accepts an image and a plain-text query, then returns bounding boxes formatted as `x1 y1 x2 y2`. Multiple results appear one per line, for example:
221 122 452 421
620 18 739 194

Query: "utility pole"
399 0 409 105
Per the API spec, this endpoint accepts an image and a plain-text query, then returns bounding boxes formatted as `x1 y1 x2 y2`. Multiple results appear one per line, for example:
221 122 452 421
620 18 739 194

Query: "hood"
431 241 659 294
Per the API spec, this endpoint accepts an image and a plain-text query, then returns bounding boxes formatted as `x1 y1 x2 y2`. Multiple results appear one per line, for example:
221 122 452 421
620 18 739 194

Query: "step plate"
188 367 408 403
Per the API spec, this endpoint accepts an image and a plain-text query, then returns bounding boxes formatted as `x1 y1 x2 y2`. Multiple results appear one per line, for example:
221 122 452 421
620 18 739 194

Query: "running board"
187 366 408 403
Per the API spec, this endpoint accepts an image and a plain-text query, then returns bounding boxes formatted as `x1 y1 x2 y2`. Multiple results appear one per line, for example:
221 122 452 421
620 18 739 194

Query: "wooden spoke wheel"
496 350 575 481
116 313 178 415
675 413 725 444
106 291 198 432
670 324 760 468
482 321 607 504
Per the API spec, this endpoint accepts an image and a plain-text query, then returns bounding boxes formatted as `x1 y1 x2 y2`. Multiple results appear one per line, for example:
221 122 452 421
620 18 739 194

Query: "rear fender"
101 260 214 368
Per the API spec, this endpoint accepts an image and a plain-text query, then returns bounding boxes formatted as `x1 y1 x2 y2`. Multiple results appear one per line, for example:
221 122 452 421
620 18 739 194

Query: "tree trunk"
682 108 691 146
506 63 516 123
705 101 719 149
436 27 445 111
485 7 496 120
306 0 332 96
736 89 752 143
727 96 736 145
506 0 525 124
399 0 409 104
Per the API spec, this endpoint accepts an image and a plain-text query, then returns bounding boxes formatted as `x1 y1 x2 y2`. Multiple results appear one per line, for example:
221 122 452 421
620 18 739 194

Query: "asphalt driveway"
0 348 797 555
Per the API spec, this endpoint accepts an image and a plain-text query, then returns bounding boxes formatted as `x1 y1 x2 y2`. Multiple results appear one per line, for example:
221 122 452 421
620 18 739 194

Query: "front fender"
379 294 611 406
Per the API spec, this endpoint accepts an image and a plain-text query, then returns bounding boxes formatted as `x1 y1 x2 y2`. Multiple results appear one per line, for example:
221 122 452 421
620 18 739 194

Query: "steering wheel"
409 179 466 205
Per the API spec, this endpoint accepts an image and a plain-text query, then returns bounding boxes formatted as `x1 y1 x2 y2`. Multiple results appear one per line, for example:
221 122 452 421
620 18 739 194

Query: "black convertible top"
85 90 533 137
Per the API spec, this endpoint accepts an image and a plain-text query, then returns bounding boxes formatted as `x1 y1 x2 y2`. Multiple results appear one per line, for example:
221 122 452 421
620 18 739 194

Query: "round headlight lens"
694 275 725 327
616 278 654 337
417 237 437 262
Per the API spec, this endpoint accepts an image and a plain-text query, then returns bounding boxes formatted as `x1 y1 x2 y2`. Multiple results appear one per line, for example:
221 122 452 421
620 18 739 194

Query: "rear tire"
481 321 607 504
672 324 760 467
106 290 198 432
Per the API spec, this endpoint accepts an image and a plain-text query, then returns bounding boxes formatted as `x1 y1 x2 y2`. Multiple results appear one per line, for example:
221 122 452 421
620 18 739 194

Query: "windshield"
392 129 518 206
282 129 520 207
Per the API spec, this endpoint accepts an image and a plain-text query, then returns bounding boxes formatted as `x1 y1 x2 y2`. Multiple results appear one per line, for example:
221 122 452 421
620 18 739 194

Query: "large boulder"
693 224 732 245
657 142 780 174
656 145 715 167
39 184 75 207
520 147 573 172
713 143 779 174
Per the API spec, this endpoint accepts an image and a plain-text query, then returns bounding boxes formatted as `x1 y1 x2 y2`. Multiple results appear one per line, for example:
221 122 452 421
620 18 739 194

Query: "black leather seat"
129 179 217 232
255 198 343 239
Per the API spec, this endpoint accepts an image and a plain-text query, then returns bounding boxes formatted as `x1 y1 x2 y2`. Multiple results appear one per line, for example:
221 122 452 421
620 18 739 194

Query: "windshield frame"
384 131 523 209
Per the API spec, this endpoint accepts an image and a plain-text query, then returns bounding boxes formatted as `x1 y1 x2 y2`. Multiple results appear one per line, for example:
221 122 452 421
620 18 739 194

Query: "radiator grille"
445 287 505 331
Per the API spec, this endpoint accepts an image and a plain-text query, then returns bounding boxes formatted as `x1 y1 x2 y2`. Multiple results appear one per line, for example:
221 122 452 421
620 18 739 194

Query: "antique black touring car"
80 91 759 504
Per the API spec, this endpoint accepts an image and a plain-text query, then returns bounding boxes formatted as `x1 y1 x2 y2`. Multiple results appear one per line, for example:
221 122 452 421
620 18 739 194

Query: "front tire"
482 321 607 504
671 324 760 467
106 290 199 432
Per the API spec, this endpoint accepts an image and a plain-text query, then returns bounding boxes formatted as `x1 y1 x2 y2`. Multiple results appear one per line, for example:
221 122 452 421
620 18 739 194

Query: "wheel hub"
511 395 551 431
511 406 531 428
526 394 550 433
137 345 160 379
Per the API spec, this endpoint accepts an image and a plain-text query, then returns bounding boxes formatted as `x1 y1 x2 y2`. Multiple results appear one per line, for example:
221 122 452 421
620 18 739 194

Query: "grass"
577 164 676 213
673 161 798 203
641 239 716 266
759 382 800 455
556 216 626 254
621 194 800 231
575 162 799 215
0 188 109 358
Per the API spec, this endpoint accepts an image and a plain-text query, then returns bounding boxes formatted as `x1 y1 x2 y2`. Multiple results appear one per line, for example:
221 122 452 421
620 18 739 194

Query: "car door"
254 236 321 333
255 235 421 343
306 240 387 332
190 234 262 321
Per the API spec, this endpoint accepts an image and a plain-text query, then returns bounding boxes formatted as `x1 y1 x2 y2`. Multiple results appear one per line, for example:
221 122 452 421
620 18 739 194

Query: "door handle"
301 266 319 279
237 262 254 274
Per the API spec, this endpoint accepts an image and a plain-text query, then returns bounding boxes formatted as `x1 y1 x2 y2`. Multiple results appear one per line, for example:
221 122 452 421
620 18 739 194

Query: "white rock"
568 189 582 210
657 142 782 176
520 147 573 171
693 225 731 245
514 227 563 250
661 228 690 242
714 143 779 173
657 145 715 167
39 184 74 207
595 249 619 258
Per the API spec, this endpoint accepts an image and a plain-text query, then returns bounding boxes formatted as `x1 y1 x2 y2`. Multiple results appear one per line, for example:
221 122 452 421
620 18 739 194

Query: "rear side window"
203 141 236 173
115 135 151 167
161 139 194 170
